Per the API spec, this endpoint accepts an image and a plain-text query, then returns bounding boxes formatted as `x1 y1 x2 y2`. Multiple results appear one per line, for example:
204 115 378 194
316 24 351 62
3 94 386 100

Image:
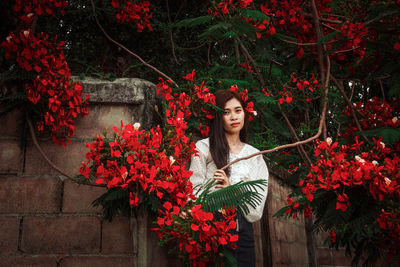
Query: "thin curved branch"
237 37 312 165
166 0 179 65
331 46 361 55
311 0 326 84
236 38 265 87
303 13 343 24
26 115 105 187
90 0 178 86
176 42 207 50
279 39 318 46
331 76 371 144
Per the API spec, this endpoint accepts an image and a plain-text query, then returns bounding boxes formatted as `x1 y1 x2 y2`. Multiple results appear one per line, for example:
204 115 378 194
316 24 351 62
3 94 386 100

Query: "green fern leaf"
238 8 270 22
196 179 267 216
174 15 214 28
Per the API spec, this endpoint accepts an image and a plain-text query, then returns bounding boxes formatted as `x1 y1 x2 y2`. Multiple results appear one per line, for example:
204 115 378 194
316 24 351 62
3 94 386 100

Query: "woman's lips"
231 123 240 127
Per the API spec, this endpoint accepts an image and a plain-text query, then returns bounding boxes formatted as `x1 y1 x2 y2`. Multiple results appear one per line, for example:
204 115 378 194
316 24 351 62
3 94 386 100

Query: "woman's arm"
189 140 209 197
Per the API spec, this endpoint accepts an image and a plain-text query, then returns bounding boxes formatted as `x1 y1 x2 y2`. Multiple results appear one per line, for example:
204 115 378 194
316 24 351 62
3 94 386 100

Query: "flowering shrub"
154 203 238 266
1 1 89 145
13 0 68 24
280 98 400 263
110 0 153 32
80 121 196 212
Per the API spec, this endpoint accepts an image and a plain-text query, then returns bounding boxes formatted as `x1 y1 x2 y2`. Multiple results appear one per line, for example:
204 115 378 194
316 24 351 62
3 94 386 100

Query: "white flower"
380 142 385 148
384 177 391 186
6 36 12 43
169 156 175 165
133 122 141 131
372 160 378 166
392 117 398 124
27 13 34 18
326 137 332 146
355 155 365 164
23 30 30 38
253 110 257 116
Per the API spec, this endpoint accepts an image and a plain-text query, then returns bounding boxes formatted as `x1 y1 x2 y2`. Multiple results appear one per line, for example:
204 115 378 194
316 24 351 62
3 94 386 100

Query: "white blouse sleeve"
189 140 210 197
243 154 269 223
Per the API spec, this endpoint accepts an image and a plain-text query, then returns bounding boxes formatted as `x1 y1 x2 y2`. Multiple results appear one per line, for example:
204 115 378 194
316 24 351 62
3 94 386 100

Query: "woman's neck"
225 133 243 147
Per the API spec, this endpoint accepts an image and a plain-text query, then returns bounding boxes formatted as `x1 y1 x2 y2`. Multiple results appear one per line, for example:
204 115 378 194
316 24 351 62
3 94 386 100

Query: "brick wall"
0 77 360 267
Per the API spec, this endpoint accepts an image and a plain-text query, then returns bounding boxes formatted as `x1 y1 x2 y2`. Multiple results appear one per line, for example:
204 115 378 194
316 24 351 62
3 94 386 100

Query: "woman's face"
222 97 245 135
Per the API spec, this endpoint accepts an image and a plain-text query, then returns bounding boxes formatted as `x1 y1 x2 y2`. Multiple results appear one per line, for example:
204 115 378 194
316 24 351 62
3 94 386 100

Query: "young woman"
190 90 269 267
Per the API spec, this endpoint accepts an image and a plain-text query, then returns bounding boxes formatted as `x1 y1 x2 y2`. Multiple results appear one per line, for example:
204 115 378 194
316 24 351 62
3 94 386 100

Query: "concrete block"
73 105 136 138
0 108 23 136
0 216 20 254
59 256 134 267
332 248 352 266
0 140 22 174
24 140 87 177
62 180 105 214
21 216 100 254
0 255 57 267
0 177 61 213
317 247 333 265
102 216 133 254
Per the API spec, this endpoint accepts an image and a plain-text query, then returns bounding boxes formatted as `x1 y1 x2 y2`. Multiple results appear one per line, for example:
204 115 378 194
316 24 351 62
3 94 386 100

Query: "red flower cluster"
341 97 400 139
80 121 195 208
207 0 253 16
13 0 68 24
110 0 153 32
154 204 238 266
1 30 89 145
262 73 320 104
298 136 399 248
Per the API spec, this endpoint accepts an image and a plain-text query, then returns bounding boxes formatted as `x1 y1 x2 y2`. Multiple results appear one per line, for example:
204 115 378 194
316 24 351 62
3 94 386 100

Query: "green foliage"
359 127 400 145
196 179 267 217
92 187 131 221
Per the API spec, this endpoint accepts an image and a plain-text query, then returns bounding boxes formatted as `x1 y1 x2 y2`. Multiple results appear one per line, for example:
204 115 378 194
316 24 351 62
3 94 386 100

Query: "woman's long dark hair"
209 90 249 177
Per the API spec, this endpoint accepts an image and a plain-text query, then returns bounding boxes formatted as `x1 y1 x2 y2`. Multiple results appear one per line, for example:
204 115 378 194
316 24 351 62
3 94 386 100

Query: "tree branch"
237 37 312 165
331 76 371 144
26 114 104 187
90 0 178 86
166 0 179 65
222 80 329 170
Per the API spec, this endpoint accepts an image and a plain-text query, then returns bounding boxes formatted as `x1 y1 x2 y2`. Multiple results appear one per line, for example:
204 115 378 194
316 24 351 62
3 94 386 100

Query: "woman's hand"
213 169 230 188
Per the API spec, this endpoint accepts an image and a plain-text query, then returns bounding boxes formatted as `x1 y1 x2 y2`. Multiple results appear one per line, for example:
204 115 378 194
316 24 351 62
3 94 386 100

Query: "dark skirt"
235 215 255 267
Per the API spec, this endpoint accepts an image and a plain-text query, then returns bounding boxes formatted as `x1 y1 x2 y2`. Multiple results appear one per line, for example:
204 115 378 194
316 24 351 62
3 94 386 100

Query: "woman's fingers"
213 169 230 188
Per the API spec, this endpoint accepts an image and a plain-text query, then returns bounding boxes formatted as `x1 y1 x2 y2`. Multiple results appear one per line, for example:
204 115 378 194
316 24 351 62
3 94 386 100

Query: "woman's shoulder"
244 143 261 155
195 138 210 154
196 137 209 148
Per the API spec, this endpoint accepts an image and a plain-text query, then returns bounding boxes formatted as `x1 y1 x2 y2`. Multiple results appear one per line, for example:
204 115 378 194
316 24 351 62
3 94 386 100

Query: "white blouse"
189 138 269 223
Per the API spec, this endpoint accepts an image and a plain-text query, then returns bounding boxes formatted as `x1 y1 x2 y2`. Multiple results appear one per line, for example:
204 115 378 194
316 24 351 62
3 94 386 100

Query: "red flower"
330 229 337 243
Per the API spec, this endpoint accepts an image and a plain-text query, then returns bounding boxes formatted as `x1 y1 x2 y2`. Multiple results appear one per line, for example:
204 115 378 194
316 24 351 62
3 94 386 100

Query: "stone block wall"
0 77 358 266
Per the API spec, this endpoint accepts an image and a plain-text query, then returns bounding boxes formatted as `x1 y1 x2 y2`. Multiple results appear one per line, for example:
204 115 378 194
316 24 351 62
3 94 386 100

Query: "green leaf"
274 32 297 42
317 31 340 46
250 91 275 105
238 8 270 22
196 179 267 216
357 127 400 145
174 15 214 28
218 78 250 87
222 31 238 39
199 22 232 40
